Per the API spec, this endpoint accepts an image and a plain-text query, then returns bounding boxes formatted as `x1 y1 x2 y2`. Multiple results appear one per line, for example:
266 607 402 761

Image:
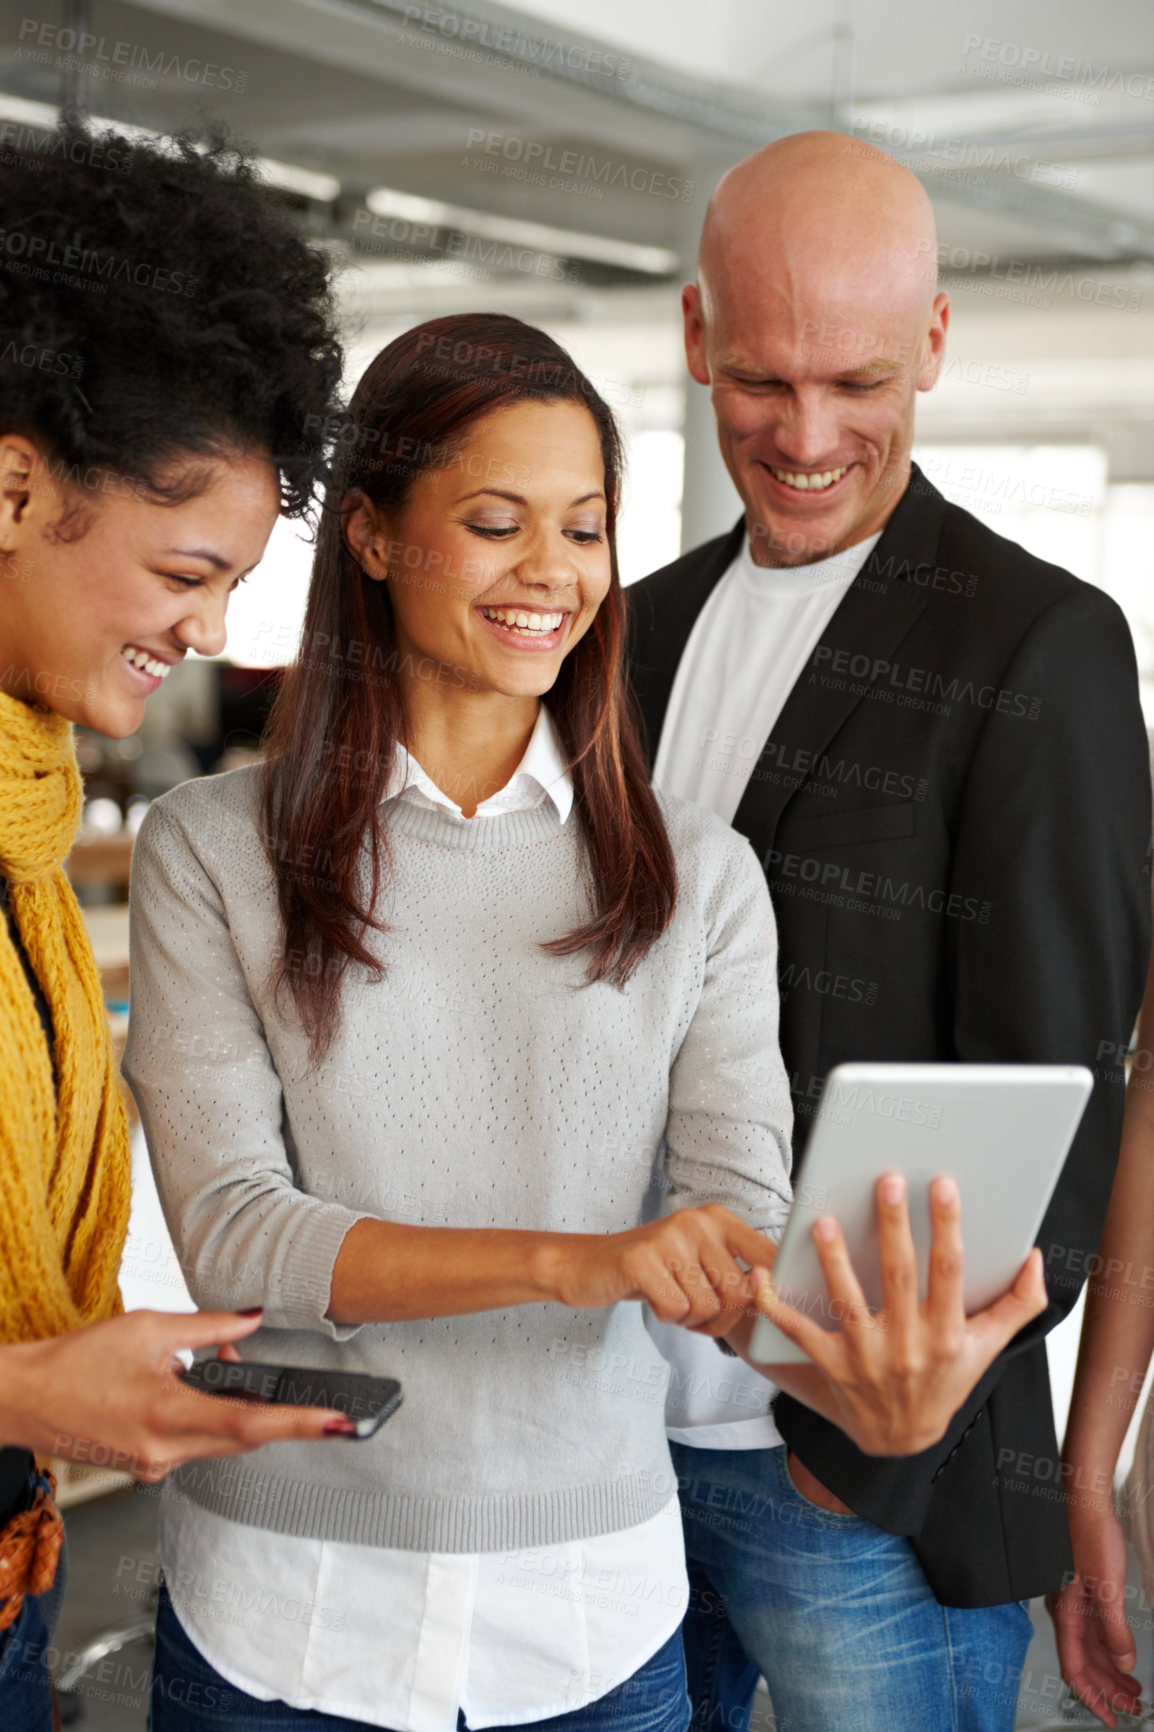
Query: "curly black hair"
0 117 343 517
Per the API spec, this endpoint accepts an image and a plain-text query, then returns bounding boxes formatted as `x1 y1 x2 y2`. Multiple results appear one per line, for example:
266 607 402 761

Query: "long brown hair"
261 311 676 1058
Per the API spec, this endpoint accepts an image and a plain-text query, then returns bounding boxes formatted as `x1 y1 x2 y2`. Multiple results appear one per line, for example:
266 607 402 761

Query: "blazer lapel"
731 467 947 855
628 520 745 765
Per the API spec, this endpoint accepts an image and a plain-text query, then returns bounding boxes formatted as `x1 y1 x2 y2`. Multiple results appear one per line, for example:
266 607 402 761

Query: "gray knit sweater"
123 766 792 1552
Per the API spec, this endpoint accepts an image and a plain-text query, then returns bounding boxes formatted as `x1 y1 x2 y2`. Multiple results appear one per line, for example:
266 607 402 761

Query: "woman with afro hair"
0 114 354 1727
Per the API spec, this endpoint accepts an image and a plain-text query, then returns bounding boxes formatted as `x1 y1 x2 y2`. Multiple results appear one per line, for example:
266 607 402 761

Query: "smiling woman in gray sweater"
124 313 1041 1732
125 314 797 1732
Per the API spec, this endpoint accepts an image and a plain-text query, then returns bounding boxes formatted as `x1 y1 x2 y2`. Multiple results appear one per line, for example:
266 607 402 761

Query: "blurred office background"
2 0 1153 1723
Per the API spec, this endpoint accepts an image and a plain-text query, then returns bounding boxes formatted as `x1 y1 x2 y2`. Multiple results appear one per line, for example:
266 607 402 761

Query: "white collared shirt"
382 702 574 826
158 705 685 1729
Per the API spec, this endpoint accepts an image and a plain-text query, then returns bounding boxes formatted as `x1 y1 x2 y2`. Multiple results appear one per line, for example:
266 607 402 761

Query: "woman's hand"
0 1309 355 1482
543 1204 777 1327
737 1173 1048 1457
1048 1503 1142 1728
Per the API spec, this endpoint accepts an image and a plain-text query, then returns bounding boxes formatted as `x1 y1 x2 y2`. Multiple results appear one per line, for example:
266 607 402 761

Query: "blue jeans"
0 1475 68 1732
150 1579 690 1732
670 1442 1033 1732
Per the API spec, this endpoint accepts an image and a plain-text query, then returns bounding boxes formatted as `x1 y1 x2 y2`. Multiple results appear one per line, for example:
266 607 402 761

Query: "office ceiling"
1 0 1151 316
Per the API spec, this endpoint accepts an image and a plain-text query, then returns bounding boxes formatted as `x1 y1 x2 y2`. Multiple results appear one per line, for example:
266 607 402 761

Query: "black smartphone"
182 1359 403 1439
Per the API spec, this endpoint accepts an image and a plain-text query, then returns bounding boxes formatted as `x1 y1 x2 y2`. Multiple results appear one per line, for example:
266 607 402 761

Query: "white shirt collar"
382 704 574 825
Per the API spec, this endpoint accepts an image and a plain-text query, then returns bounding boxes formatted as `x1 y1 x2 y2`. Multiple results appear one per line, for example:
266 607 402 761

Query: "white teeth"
480 608 564 636
771 465 848 492
121 646 171 680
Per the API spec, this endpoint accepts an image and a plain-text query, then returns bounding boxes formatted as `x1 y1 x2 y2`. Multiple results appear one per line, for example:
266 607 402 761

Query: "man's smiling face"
684 133 949 568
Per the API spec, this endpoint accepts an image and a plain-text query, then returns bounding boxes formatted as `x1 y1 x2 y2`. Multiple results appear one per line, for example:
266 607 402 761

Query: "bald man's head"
685 131 949 565
699 132 939 324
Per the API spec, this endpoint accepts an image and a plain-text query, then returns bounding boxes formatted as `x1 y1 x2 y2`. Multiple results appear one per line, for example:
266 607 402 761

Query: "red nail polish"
237 1307 264 1317
323 1419 357 1436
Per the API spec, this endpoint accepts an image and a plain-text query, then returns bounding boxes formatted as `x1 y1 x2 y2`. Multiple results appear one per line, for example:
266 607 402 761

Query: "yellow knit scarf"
0 689 130 1345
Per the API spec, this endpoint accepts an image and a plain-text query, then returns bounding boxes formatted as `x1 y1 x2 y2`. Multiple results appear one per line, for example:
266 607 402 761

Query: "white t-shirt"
653 531 882 825
651 528 881 1449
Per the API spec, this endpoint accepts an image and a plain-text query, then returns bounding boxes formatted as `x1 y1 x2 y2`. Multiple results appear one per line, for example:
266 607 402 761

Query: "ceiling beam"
109 0 1154 262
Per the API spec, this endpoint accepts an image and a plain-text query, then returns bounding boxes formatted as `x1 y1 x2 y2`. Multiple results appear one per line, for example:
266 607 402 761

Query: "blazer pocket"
787 800 917 852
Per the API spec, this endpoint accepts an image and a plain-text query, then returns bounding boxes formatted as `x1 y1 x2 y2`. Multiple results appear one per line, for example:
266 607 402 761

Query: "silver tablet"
749 1061 1093 1365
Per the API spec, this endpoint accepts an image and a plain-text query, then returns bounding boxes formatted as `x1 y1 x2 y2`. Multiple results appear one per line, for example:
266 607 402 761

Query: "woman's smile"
475 603 571 651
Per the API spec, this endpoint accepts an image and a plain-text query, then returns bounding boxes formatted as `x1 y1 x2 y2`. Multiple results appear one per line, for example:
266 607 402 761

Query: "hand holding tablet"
747 1167 1049 1457
717 1063 1090 1456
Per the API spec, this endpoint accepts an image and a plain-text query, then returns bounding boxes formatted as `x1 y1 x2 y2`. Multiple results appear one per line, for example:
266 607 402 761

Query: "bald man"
628 133 1151 1731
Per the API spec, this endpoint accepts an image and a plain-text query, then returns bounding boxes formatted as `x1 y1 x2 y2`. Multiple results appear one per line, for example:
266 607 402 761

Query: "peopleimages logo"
351 209 580 284
403 5 632 80
849 117 1079 186
0 229 197 295
809 643 1042 721
0 120 131 174
464 131 693 201
17 18 248 90
764 848 993 926
960 33 1154 100
0 339 83 378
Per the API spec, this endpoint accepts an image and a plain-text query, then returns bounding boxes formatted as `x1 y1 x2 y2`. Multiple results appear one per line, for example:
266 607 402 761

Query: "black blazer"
627 465 1152 1607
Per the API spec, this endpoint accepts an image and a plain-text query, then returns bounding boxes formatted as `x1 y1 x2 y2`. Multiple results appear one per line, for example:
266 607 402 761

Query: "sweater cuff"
267 1207 367 1342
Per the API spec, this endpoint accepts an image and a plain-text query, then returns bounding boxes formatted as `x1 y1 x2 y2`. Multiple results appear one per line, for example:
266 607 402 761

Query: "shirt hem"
461 1602 687 1728
666 1416 784 1451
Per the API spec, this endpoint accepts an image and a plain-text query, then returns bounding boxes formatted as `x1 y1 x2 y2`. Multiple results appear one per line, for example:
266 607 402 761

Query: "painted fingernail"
237 1307 264 1317
323 1418 358 1436
881 1177 904 1204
